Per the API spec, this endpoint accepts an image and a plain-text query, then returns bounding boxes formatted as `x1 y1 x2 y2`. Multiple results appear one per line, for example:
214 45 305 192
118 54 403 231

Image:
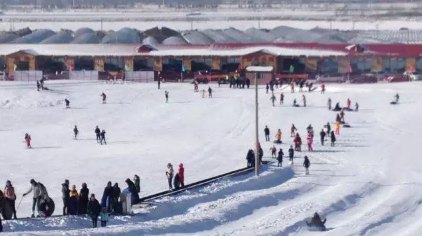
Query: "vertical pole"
255 72 260 176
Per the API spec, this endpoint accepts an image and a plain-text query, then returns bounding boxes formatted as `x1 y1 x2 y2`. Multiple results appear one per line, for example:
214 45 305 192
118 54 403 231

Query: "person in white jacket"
23 179 46 217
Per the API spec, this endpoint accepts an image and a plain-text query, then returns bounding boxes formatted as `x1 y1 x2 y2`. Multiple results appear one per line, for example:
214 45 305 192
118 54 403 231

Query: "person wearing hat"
4 180 17 219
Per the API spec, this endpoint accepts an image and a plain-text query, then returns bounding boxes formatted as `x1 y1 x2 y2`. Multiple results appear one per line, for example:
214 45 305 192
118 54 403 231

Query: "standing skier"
165 90 169 103
288 145 294 164
95 126 101 143
100 130 106 145
277 148 284 167
264 125 270 142
166 163 174 190
320 129 326 146
73 125 79 139
303 156 310 175
101 92 107 104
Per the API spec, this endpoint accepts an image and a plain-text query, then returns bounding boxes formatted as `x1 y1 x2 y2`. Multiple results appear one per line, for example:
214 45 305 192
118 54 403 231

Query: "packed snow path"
0 80 421 235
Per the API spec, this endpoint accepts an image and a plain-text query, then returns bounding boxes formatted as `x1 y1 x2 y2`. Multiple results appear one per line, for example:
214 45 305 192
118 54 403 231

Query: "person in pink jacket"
307 133 313 152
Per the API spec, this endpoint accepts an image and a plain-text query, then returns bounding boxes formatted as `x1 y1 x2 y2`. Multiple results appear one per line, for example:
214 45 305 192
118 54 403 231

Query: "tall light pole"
246 66 273 176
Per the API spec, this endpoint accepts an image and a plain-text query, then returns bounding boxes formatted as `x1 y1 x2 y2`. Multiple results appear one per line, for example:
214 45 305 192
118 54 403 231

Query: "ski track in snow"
1 80 422 235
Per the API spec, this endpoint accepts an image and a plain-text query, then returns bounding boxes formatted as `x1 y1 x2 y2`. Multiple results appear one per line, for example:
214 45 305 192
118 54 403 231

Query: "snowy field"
1 80 422 235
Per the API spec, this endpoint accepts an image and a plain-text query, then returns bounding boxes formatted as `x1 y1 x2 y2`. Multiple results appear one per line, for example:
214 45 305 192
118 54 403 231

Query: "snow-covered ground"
1 80 422 235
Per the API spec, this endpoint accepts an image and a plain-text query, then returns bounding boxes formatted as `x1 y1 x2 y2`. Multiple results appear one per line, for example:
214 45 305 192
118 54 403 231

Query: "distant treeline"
0 0 416 10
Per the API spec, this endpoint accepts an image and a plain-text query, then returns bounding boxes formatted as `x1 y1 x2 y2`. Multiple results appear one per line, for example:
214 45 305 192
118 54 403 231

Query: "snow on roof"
144 45 346 57
0 44 346 57
71 33 100 44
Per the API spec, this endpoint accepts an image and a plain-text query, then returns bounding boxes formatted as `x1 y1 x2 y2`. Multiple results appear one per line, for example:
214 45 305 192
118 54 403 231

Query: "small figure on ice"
280 92 284 105
208 87 212 98
270 93 276 106
277 148 284 167
100 130 106 145
166 163 174 190
391 93 400 105
25 133 32 148
303 156 310 175
288 145 294 164
165 90 169 103
95 126 101 143
264 125 270 142
65 98 70 108
73 125 79 139
101 92 107 104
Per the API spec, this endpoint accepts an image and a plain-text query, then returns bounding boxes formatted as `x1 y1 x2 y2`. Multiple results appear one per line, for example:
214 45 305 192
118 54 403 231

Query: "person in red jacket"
178 163 185 188
294 133 302 151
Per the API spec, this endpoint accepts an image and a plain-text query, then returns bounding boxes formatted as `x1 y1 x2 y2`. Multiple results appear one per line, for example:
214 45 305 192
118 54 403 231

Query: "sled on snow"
38 197 55 217
306 219 326 231
390 101 399 105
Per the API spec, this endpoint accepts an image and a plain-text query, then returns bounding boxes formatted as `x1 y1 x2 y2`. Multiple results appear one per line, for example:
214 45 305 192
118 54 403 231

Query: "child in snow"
291 124 297 137
355 102 359 111
100 207 109 227
134 175 140 193
24 133 31 148
208 87 212 98
95 126 101 143
334 121 341 135
294 133 302 151
178 164 185 188
328 98 332 110
347 98 351 109
302 94 306 107
264 125 270 142
303 156 310 175
320 129 326 146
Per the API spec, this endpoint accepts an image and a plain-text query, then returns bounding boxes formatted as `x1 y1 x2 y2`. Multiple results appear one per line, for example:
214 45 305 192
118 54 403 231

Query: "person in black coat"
101 181 113 212
125 179 139 205
264 126 270 142
111 183 121 212
78 183 89 215
288 145 294 164
87 194 101 228
303 156 310 175
62 179 70 215
320 129 326 146
65 98 70 108
100 130 106 145
95 126 101 143
330 131 336 146
246 149 255 167
277 149 284 167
